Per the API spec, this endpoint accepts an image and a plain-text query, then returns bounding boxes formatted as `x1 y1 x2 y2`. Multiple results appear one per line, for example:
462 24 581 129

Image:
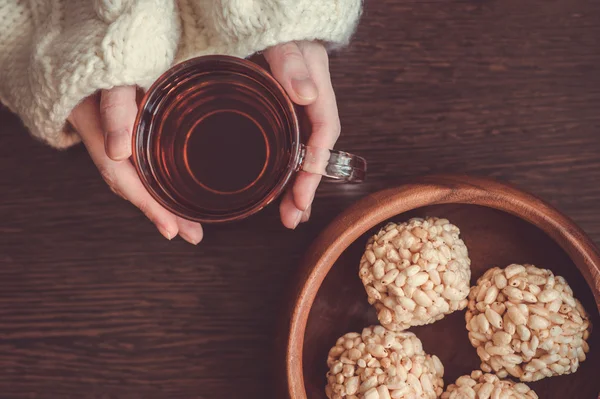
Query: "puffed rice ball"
326 326 444 399
441 370 538 399
359 218 471 331
466 264 592 382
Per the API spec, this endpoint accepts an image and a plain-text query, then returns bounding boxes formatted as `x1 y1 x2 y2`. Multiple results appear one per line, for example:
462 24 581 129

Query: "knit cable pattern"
0 0 362 148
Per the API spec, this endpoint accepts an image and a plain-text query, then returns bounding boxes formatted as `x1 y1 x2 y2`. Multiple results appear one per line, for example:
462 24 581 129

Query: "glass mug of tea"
132 55 367 223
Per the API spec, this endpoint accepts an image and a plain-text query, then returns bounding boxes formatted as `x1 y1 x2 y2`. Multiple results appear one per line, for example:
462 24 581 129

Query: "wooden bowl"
278 175 600 399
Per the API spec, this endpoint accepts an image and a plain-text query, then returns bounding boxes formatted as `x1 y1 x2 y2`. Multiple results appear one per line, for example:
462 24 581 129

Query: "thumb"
264 42 318 105
99 86 138 161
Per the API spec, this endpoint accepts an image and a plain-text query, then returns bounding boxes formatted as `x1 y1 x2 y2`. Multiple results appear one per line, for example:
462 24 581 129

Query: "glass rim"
132 55 302 224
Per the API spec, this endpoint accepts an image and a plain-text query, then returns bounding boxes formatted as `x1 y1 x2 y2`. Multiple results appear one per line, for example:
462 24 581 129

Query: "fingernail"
301 206 312 223
292 210 303 229
158 226 176 241
106 130 131 160
179 229 203 245
291 77 318 101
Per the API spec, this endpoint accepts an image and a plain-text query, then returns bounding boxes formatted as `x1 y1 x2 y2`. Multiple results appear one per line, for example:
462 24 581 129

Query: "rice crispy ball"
359 217 471 331
326 326 445 399
442 370 538 399
466 264 592 382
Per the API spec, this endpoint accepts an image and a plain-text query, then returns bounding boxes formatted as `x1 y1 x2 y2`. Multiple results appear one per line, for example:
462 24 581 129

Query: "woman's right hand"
68 87 204 245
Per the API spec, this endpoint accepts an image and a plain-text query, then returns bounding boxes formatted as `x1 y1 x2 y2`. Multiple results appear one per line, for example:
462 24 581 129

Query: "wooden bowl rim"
283 175 600 399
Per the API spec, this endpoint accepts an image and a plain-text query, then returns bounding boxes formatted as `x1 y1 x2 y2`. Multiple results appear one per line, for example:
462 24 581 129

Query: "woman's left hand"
264 41 341 229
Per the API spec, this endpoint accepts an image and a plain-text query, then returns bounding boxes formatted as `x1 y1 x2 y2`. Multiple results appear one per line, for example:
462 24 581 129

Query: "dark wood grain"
1 0 599 397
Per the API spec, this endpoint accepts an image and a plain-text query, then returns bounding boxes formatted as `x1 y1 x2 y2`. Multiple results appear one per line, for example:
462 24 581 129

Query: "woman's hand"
69 40 337 241
68 89 204 245
264 41 341 229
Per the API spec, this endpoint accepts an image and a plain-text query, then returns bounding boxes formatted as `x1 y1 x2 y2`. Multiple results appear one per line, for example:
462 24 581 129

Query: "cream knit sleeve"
0 0 362 149
175 0 363 61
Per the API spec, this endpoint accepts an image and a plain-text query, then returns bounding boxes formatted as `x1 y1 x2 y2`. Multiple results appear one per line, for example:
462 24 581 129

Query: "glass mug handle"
298 145 367 183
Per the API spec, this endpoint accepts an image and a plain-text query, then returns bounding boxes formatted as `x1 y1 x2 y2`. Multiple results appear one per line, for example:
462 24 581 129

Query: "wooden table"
1 0 599 397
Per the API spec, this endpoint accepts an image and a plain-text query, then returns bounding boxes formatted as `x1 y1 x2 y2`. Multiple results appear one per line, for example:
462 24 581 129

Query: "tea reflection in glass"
133 56 366 223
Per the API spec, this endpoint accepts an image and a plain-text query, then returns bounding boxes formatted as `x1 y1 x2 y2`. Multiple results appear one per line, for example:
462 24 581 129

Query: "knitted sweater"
0 0 362 149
